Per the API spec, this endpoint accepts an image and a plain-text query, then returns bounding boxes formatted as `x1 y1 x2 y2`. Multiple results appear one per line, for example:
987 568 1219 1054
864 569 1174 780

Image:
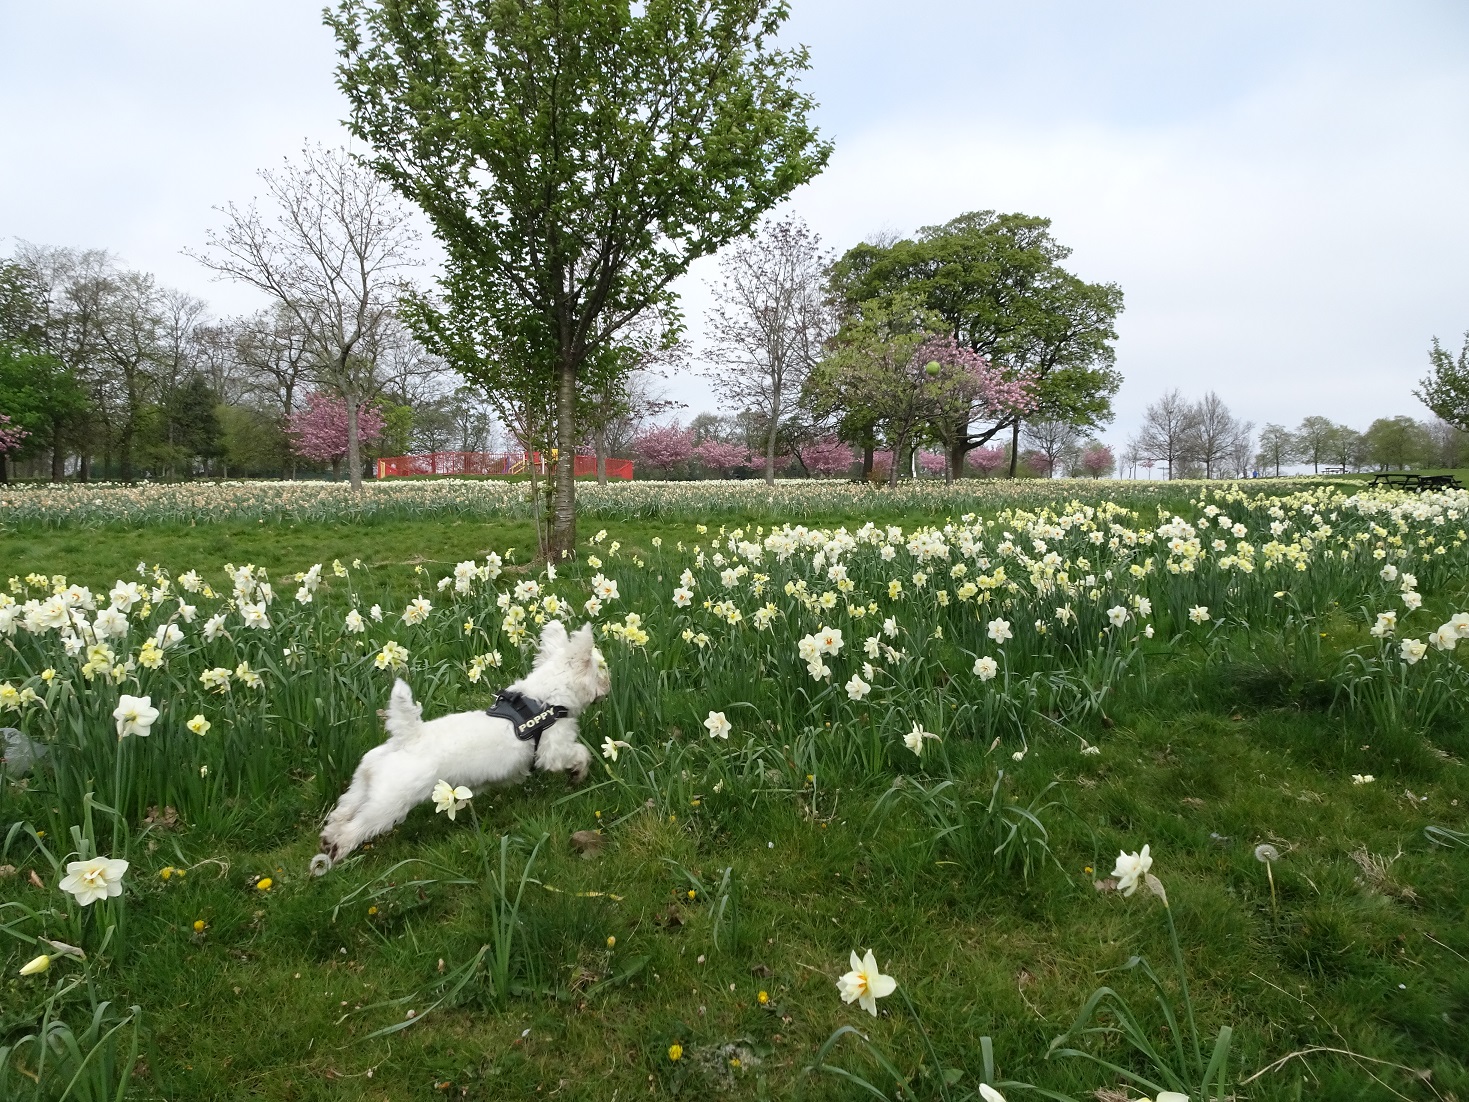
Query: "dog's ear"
538 619 569 653
566 623 598 681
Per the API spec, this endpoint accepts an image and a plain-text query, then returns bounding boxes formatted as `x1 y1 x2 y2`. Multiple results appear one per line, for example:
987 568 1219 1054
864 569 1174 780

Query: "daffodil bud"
19 953 51 976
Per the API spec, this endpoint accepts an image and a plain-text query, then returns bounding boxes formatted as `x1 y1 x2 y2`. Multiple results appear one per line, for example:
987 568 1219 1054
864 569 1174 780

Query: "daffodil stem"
1163 900 1203 1071
897 986 951 1102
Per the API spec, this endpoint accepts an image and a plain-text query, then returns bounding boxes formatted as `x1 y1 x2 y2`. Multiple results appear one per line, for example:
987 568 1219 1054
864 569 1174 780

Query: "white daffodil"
1429 624 1458 651
19 953 51 976
1111 844 1153 897
836 949 897 1016
978 1087 1007 1102
431 780 472 819
845 674 871 701
187 714 211 736
973 656 998 681
113 695 159 739
402 597 433 625
1352 773 1375 785
986 617 1012 644
904 722 939 756
601 737 631 761
1400 638 1427 665
1106 605 1129 627
1188 606 1210 624
59 856 129 906
704 710 732 739
1371 610 1398 637
344 609 366 633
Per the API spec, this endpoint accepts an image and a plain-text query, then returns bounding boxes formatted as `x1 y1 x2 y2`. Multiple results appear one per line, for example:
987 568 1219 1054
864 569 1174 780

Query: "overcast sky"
4 1 1468 452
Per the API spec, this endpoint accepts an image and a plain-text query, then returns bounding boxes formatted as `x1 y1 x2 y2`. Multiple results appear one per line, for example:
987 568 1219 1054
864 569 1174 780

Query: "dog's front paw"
567 761 589 787
309 853 333 877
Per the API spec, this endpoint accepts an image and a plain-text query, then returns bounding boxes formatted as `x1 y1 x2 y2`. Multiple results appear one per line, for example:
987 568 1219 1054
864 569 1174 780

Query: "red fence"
375 451 634 480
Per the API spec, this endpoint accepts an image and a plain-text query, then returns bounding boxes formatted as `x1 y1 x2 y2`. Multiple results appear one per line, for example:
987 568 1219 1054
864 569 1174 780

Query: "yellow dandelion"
256 877 273 891
668 1043 683 1061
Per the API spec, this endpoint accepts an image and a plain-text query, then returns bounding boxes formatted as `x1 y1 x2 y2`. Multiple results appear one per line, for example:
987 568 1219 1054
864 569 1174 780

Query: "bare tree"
1227 419 1255 477
193 145 418 489
231 307 314 477
1191 391 1239 479
1022 417 1081 477
1255 423 1293 477
704 218 831 485
1131 389 1199 479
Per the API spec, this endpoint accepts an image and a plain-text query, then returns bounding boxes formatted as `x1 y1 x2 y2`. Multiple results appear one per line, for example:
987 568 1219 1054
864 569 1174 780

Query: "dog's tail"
384 678 422 742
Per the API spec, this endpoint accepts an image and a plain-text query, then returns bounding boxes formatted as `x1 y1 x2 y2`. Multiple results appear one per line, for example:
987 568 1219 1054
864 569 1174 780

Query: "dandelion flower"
668 1043 683 1061
837 949 897 1016
1254 844 1279 863
59 856 129 906
256 877 273 891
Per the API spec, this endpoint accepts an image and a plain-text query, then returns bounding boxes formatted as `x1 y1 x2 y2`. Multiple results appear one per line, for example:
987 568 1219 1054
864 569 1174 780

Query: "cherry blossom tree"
1079 442 1115 478
632 422 694 475
0 414 29 484
693 439 749 476
911 334 1037 481
966 445 1008 477
286 391 386 479
799 437 854 478
917 450 947 476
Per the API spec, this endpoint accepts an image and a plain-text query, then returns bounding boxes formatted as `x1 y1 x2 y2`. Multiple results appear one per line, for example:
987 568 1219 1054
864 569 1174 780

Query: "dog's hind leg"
315 752 436 872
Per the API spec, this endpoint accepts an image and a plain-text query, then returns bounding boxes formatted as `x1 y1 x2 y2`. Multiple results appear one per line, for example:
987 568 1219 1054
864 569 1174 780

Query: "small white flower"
973 656 998 681
431 779 472 819
369 604 383 621
58 856 129 906
345 609 366 633
113 695 159 739
672 587 693 607
1106 605 1129 628
1352 773 1375 785
1110 844 1153 896
601 737 631 761
904 722 939 756
1400 637 1427 665
844 674 871 701
836 949 897 1016
704 710 732 740
402 597 433 625
986 618 1012 644
1401 590 1423 611
1188 606 1210 624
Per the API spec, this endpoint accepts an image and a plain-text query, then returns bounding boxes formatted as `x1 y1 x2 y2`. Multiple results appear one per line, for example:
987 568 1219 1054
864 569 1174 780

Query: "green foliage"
329 0 833 554
1417 331 1469 432
828 210 1124 457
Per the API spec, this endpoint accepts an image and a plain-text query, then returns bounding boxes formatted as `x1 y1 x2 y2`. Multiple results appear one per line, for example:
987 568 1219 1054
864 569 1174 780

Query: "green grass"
2 510 1467 1101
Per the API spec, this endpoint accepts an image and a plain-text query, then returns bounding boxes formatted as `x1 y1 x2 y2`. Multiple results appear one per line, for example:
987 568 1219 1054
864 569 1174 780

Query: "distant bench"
1370 472 1464 492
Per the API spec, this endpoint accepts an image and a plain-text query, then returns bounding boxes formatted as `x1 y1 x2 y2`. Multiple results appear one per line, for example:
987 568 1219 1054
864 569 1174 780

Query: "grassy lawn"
2 488 1467 1101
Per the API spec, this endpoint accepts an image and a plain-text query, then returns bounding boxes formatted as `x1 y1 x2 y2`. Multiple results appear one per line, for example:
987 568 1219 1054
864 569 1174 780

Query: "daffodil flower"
1110 844 1153 896
432 779 473 819
836 949 896 1016
59 856 129 906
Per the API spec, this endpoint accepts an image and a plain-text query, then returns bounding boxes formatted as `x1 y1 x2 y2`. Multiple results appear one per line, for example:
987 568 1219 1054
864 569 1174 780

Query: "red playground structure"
374 451 634 480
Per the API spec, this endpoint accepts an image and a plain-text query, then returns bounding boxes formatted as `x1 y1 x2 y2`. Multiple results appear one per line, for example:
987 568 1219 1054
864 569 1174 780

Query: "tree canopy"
328 0 832 555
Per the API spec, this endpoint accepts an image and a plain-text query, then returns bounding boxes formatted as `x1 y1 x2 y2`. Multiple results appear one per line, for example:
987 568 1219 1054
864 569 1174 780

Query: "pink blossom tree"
286 391 386 479
1079 442 1115 478
693 438 750 476
917 450 947 477
869 449 895 481
631 422 695 475
799 437 855 477
966 445 1008 478
911 334 1038 481
0 414 29 484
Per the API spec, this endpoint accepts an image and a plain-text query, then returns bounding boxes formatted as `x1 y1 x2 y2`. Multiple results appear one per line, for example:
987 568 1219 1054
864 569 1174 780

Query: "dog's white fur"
310 620 609 875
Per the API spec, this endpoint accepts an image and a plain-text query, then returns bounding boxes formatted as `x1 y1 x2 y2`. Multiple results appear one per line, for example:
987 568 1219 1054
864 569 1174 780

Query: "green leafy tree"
1363 416 1432 471
1417 332 1469 431
0 345 91 478
1293 415 1338 474
328 0 832 558
828 211 1123 476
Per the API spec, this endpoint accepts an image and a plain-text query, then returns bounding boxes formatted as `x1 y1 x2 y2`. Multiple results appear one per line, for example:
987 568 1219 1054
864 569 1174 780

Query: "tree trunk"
548 356 578 562
80 453 91 483
595 423 608 487
888 433 904 488
862 442 874 481
51 421 65 482
1008 420 1021 478
947 439 966 482
0 453 8 485
764 415 777 486
346 391 363 490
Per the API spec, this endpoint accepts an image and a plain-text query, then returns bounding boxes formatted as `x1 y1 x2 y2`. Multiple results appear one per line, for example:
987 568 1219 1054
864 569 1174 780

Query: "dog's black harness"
486 690 568 756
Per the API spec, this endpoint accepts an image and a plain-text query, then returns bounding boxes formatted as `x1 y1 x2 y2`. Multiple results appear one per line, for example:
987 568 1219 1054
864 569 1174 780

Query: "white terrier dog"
310 620 609 875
